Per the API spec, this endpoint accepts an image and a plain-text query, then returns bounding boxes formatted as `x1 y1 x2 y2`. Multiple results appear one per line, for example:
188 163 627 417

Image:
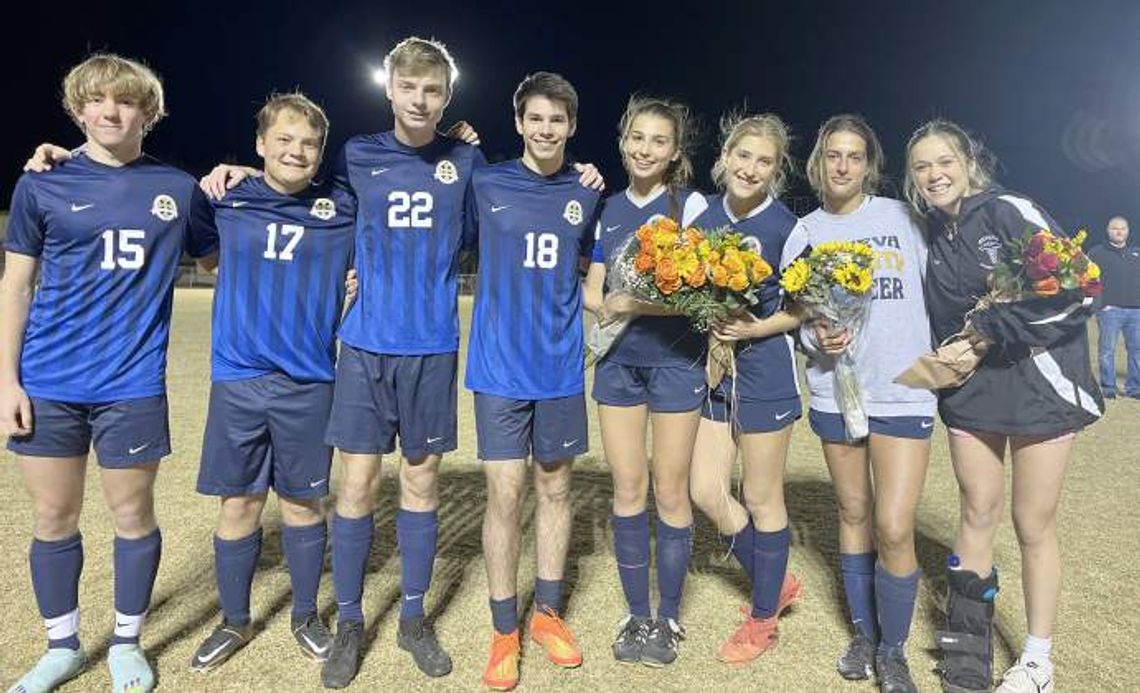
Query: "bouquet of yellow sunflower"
780 240 876 439
587 216 772 387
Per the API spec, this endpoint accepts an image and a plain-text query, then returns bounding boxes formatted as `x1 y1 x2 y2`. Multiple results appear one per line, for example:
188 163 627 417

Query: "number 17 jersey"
333 131 486 355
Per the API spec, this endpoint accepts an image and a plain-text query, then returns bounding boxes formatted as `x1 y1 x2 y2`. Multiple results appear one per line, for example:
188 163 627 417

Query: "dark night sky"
7 0 1140 240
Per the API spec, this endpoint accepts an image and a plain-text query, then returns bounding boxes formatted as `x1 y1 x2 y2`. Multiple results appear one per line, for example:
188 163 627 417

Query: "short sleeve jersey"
210 177 356 383
592 187 706 367
333 131 486 355
5 153 218 402
464 160 602 399
695 194 800 401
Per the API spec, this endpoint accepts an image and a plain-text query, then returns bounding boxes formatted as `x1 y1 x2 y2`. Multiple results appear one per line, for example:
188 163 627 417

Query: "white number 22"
388 191 434 228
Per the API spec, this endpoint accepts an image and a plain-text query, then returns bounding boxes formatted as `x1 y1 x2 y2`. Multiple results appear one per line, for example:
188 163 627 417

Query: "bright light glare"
372 67 387 86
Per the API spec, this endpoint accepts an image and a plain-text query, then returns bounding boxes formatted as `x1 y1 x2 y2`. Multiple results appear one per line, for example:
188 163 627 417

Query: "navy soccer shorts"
7 394 170 468
198 373 334 499
808 408 936 443
474 392 588 465
701 392 802 434
324 346 458 459
592 360 707 413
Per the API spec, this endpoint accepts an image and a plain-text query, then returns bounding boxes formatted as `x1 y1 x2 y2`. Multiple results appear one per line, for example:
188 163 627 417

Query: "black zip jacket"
923 188 1103 435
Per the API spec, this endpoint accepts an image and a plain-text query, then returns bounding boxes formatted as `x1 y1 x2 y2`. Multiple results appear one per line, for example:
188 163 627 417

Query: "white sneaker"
995 659 1054 693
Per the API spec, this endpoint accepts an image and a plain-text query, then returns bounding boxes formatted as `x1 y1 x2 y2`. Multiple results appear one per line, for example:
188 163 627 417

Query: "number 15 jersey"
333 131 486 355
464 160 601 400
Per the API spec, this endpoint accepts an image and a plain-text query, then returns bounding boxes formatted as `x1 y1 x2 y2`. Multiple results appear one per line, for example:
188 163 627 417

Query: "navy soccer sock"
655 518 692 621
396 509 438 621
875 562 920 652
726 520 757 582
534 578 563 615
840 552 878 640
31 534 84 651
282 521 327 621
490 596 518 635
213 528 260 628
751 526 791 618
611 512 651 618
111 528 162 646
331 513 374 624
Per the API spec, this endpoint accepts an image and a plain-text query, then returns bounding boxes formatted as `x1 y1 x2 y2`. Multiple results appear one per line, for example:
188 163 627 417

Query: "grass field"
1 290 1137 692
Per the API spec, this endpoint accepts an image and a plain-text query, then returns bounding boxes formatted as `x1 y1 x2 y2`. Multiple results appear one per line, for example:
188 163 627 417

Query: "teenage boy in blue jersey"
467 71 602 691
1 54 218 693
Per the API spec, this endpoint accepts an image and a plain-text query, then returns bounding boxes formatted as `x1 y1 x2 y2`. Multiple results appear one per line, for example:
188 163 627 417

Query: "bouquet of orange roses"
586 217 773 387
779 241 877 439
896 228 1102 389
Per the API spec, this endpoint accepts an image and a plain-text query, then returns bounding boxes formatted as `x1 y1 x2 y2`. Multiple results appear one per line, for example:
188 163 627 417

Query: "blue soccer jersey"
210 177 356 383
592 187 707 367
5 153 218 402
333 131 486 355
465 160 602 400
696 194 800 401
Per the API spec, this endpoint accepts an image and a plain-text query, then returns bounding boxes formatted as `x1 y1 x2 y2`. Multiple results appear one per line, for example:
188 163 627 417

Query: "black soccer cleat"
397 615 452 678
837 631 876 680
611 615 650 664
190 620 253 672
321 620 364 689
293 613 334 662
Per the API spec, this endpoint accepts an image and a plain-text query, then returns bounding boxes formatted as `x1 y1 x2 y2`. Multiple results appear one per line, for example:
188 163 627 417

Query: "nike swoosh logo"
371 168 389 176
490 204 509 212
299 632 328 655
562 439 579 448
309 478 326 488
931 259 943 265
920 420 934 429
116 621 130 628
196 641 231 663
71 203 93 212
774 410 793 421
231 201 248 208
605 225 621 232
128 444 150 455
404 594 422 601
427 436 443 444
693 386 705 394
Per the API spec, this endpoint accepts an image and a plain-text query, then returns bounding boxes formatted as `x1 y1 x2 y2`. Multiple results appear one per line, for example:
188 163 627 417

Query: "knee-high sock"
112 529 163 645
875 563 919 652
31 534 84 651
611 512 651 618
282 521 327 621
726 521 756 582
396 509 438 621
840 552 877 640
751 526 790 618
214 529 260 628
655 519 692 621
331 513 374 624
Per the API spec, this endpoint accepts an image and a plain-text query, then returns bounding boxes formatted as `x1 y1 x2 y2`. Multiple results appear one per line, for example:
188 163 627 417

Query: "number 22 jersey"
332 131 485 355
464 160 601 400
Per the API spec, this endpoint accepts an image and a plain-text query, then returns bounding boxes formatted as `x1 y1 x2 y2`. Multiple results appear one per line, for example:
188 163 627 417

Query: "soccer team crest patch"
310 198 337 221
434 160 458 185
563 199 583 225
150 194 179 221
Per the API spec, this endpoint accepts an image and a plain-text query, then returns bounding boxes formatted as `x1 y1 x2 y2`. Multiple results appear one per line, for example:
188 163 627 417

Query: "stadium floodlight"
372 67 387 87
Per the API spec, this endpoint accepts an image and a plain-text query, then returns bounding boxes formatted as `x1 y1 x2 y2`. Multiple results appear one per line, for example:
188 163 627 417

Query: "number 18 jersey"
333 131 485 355
464 160 601 400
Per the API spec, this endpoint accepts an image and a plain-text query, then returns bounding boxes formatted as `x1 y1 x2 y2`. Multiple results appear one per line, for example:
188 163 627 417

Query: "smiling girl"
906 119 1101 693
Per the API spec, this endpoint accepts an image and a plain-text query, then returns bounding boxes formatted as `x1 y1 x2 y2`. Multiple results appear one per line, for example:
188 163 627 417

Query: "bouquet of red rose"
897 228 1102 389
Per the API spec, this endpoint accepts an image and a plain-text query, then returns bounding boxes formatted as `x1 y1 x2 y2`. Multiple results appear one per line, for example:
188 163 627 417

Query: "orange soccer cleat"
716 573 804 664
528 607 583 668
482 630 521 691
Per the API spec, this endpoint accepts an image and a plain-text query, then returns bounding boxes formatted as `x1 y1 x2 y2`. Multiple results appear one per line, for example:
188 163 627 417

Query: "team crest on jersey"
434 160 458 185
150 194 178 222
563 199 584 225
310 198 337 221
977 234 1002 268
